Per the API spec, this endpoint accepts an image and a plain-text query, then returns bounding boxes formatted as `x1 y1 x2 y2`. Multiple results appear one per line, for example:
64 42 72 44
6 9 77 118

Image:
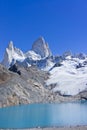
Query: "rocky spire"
1 41 25 68
8 41 14 50
32 37 52 58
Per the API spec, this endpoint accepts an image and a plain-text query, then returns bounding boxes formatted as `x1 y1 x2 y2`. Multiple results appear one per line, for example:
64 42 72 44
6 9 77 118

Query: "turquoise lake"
0 101 87 128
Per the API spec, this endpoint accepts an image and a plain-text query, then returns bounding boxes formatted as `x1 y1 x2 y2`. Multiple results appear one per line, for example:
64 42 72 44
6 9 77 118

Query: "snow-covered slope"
25 50 41 61
46 56 87 96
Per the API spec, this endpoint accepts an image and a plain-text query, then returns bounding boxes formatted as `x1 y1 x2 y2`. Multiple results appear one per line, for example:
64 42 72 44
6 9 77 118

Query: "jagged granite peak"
14 47 24 57
32 37 52 58
1 41 25 68
63 51 72 59
8 41 14 50
74 53 87 60
1 37 53 69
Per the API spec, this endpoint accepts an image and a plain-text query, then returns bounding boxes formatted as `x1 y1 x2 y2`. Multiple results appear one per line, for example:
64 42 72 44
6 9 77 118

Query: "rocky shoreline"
25 126 87 130
0 126 87 130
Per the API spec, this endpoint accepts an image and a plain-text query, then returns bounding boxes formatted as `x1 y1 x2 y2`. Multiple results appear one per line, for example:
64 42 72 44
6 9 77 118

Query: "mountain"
0 63 87 108
1 37 87 106
1 37 52 69
2 41 25 68
32 37 52 58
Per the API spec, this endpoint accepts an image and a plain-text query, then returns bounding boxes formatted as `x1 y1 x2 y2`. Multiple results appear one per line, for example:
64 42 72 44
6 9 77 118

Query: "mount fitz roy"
2 37 53 69
0 37 87 107
2 37 87 70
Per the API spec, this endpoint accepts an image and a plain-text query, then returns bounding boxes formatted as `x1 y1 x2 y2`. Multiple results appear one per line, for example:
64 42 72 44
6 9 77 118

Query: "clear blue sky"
0 0 87 61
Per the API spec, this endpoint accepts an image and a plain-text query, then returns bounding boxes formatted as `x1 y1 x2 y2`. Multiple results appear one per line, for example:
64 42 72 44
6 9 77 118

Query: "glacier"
46 56 87 96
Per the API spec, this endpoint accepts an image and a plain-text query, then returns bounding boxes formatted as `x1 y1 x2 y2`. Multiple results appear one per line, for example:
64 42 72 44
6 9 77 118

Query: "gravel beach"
28 126 87 130
0 126 87 130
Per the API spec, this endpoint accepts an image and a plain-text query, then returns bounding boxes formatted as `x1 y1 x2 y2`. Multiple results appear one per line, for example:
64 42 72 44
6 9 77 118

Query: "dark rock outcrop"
9 64 21 75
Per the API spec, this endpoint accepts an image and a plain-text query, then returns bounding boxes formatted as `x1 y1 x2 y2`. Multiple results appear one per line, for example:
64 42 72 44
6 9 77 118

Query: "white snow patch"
25 51 41 61
46 59 87 96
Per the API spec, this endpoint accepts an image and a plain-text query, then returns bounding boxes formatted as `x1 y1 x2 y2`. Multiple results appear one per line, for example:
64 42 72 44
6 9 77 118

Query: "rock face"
32 37 52 58
0 65 11 84
0 64 54 107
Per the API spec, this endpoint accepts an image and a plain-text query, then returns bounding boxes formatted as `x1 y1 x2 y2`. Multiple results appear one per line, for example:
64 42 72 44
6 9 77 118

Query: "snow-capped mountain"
1 37 87 96
1 37 52 69
32 37 52 58
2 41 25 68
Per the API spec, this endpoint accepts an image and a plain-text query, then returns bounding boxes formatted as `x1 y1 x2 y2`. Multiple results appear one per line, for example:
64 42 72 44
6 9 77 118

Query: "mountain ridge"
1 37 87 70
1 37 87 101
1 37 52 68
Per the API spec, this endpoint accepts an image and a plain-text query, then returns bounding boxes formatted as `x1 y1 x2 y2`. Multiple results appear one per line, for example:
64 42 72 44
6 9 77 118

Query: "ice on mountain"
25 50 41 61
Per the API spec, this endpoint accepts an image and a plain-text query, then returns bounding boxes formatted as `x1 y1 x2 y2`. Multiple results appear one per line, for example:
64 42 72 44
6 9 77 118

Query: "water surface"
0 101 87 128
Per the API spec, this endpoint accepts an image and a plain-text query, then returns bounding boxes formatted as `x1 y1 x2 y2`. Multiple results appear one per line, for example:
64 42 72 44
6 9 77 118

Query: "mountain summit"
1 37 52 68
8 41 14 50
32 37 52 58
1 41 25 68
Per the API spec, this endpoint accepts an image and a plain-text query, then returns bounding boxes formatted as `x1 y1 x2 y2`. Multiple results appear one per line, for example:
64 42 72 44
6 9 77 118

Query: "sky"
0 0 87 61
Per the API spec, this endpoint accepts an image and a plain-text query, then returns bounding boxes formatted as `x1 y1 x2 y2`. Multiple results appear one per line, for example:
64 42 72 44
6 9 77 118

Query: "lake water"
0 101 87 128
